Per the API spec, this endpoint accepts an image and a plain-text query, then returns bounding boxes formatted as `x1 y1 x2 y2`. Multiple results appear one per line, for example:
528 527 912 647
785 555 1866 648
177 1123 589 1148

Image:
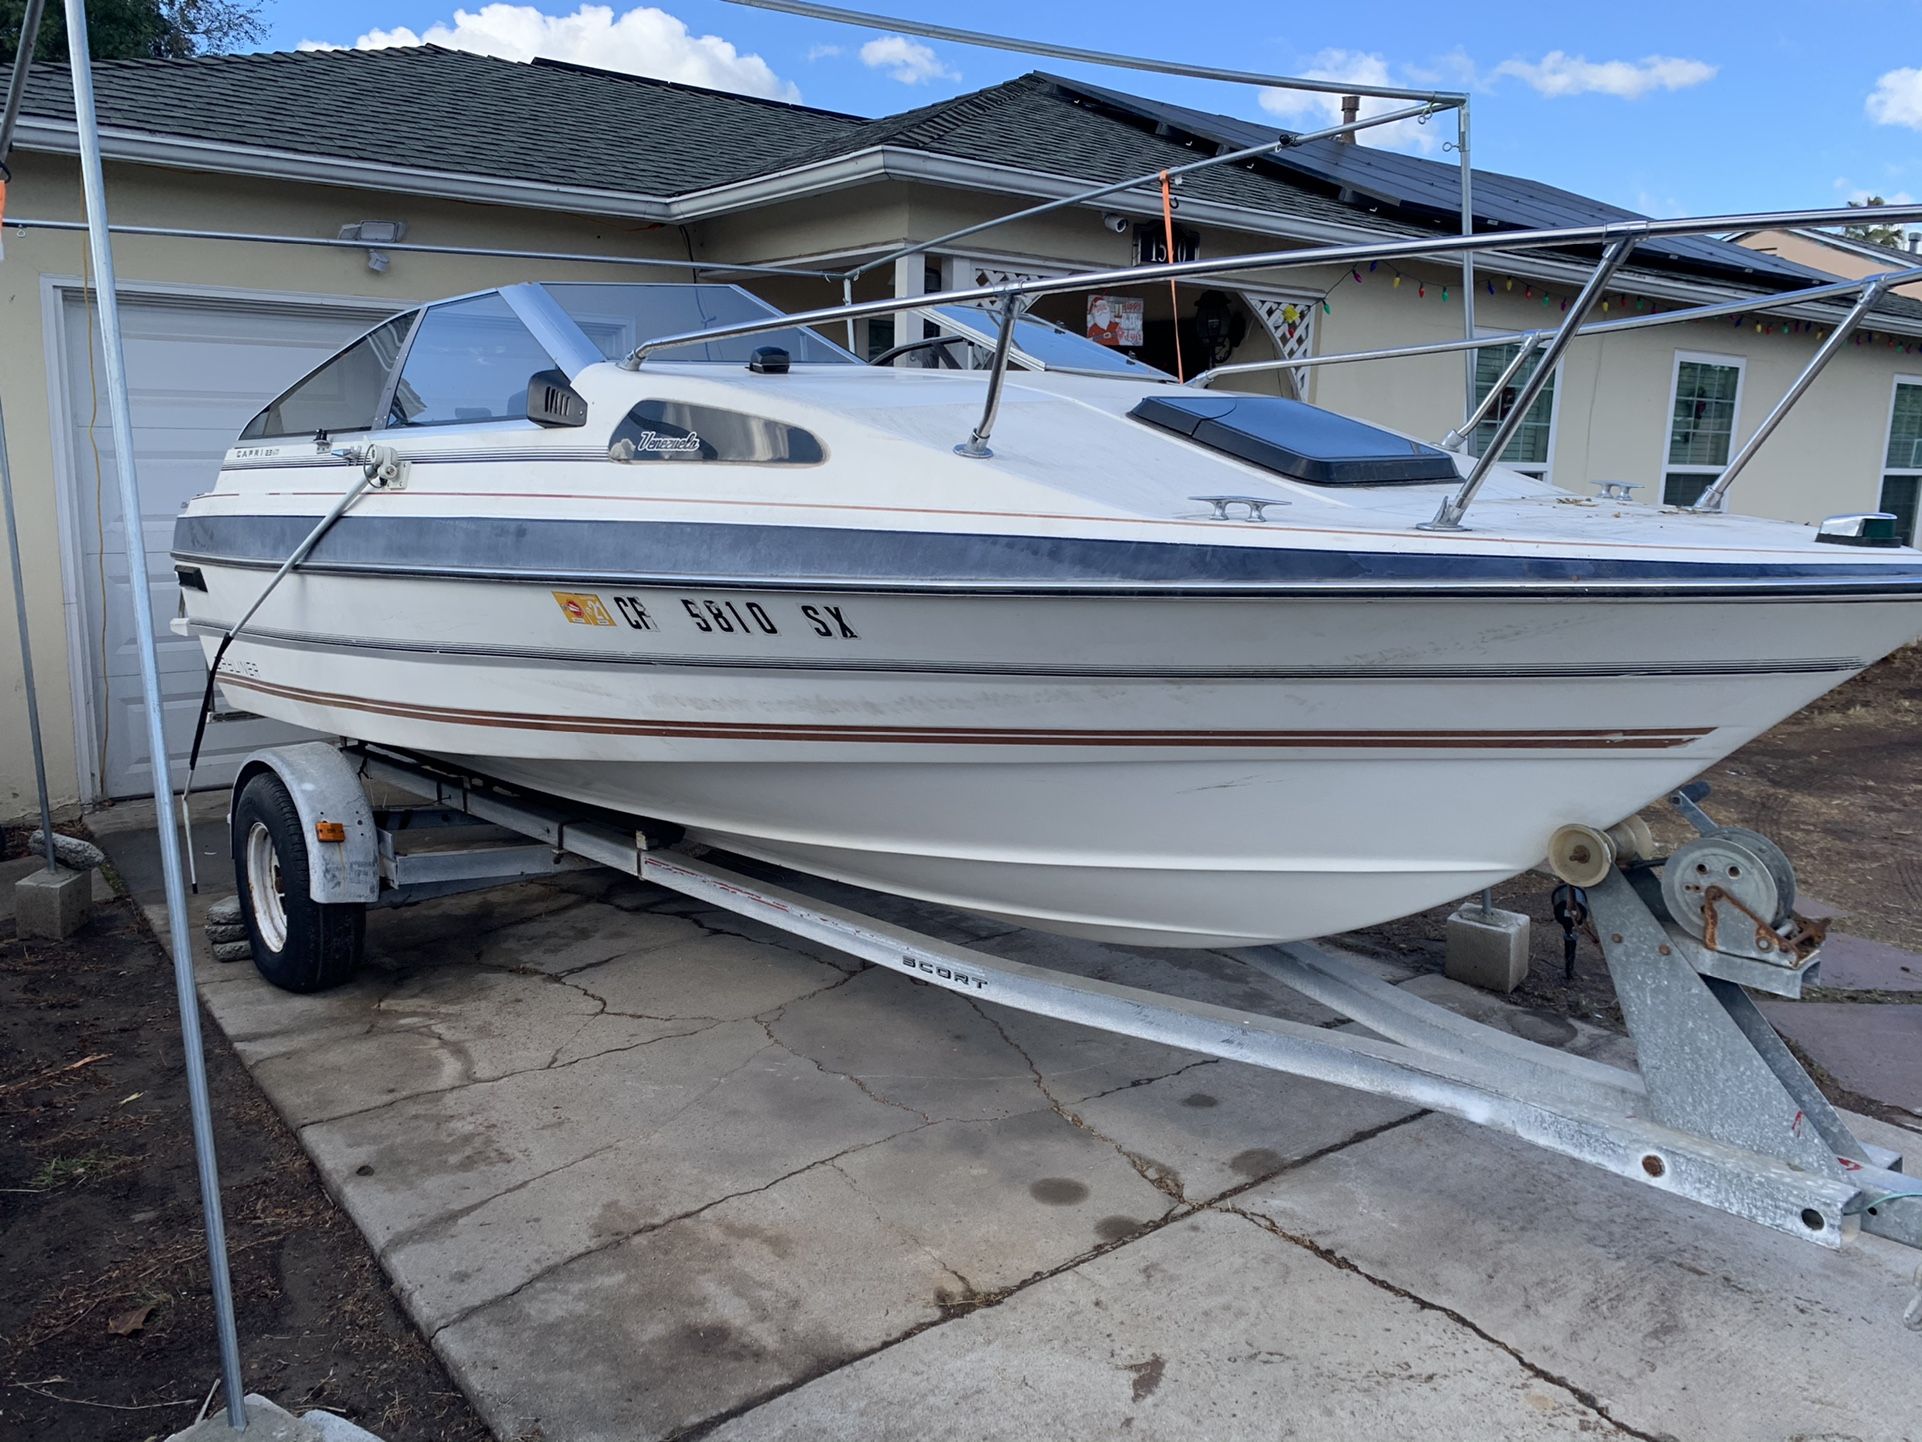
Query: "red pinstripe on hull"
219 675 1712 750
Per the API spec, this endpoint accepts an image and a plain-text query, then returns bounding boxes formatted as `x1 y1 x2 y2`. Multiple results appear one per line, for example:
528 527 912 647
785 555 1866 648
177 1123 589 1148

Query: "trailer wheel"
233 771 365 993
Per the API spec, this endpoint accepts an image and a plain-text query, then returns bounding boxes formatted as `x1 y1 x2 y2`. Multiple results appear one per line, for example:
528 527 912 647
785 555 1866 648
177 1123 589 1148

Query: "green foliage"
1844 195 1910 250
1 0 266 64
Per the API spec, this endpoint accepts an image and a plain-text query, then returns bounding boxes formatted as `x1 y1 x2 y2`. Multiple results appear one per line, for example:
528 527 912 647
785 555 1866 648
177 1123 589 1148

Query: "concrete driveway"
91 799 1922 1442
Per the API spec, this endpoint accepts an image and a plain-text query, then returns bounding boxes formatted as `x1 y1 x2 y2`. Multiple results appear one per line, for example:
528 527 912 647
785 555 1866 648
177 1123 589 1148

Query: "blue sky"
265 1 1922 224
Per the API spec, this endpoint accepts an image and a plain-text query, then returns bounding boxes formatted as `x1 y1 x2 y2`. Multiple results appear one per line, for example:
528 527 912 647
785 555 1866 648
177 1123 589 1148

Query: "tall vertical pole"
0 401 56 871
60 2 248 1428
1457 100 1477 417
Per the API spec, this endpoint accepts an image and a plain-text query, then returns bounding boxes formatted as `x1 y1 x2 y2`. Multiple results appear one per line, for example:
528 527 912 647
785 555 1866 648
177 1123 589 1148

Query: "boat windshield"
539 282 858 365
917 303 1174 379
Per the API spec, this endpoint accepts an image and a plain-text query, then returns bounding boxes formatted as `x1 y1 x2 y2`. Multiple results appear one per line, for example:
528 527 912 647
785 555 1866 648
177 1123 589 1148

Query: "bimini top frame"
624 201 1922 529
729 0 1483 411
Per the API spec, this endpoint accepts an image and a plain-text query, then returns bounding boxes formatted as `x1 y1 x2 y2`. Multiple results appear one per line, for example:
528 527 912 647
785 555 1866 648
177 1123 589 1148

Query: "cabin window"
388 294 559 428
1662 354 1744 506
1469 337 1558 480
239 315 412 440
608 400 824 464
1882 377 1922 545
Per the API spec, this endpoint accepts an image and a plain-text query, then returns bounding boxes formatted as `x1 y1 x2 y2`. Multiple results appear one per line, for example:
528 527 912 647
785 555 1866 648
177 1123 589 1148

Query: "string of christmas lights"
1268 260 1920 355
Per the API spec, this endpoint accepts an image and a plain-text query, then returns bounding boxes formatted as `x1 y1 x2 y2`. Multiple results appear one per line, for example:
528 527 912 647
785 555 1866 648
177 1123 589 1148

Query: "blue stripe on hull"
173 513 1922 596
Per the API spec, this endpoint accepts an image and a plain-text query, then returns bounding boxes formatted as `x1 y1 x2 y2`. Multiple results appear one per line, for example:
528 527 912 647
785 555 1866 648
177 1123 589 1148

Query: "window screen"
1885 381 1922 545
239 315 411 440
1668 359 1741 467
388 294 557 428
1470 341 1555 475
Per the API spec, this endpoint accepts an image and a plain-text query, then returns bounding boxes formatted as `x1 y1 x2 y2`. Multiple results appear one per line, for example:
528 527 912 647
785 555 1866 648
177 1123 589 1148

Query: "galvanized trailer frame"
233 740 1922 1260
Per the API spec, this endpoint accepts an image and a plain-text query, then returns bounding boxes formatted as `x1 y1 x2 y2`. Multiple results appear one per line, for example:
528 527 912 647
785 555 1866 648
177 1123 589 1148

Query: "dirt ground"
0 858 495 1442
1 646 1914 1442
1338 643 1922 1081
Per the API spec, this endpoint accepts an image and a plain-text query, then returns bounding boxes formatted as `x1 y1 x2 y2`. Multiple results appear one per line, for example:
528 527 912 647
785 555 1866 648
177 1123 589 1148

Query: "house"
4 45 1922 818
1732 225 1922 301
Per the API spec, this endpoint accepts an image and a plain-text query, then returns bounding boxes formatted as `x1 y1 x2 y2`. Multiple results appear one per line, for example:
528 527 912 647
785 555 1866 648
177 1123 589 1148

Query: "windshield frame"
536 280 862 369
907 303 1177 382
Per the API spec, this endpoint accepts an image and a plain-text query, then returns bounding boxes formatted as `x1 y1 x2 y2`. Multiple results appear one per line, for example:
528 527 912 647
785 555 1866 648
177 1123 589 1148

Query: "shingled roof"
12 44 1919 324
16 44 866 196
772 73 1420 235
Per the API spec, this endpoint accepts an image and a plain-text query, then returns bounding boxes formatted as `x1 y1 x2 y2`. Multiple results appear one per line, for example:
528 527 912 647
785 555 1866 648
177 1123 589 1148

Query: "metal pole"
1187 263 1922 388
1421 237 1636 531
1457 100 1477 417
954 294 1020 458
623 206 1922 366
848 101 1441 283
1440 332 1542 451
0 400 56 872
1691 279 1889 514
0 0 47 166
727 0 1465 104
0 218 842 279
60 2 248 1427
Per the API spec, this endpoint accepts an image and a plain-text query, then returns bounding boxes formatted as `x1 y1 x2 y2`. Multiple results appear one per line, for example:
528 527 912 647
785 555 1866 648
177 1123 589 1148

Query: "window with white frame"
1469 338 1558 479
1663 354 1745 506
1882 377 1922 546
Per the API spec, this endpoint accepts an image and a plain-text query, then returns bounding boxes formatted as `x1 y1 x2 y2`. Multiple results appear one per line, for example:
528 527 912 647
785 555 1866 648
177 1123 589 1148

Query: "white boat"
172 254 1922 947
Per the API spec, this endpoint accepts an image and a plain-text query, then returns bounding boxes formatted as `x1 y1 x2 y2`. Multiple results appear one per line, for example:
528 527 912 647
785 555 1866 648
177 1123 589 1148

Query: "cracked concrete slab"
301 1020 915 1332
1069 1058 1420 1203
437 1161 956 1442
703 1207 1621 1442
764 967 1061 1123
87 803 1922 1442
1234 1112 1922 1442
829 1107 1178 1293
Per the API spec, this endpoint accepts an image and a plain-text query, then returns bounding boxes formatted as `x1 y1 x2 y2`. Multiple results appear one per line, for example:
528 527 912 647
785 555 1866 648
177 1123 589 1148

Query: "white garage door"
60 289 399 799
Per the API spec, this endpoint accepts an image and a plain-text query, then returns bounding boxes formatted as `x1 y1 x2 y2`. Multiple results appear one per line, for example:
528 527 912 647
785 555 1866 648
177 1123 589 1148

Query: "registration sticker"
553 591 614 626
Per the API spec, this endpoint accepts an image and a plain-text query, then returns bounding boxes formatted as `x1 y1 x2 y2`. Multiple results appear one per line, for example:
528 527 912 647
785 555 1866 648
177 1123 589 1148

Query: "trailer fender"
231 743 380 904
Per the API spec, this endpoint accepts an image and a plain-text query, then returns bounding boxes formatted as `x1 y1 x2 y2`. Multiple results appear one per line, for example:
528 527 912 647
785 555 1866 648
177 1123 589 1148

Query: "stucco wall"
0 152 697 820
1313 269 1916 525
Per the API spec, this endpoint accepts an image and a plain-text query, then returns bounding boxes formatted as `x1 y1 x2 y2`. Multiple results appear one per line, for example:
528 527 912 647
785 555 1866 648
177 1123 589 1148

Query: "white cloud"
1834 177 1918 206
1257 50 1442 153
298 4 797 101
1866 67 1922 129
1633 190 1686 219
1493 51 1716 99
805 43 843 61
858 35 959 85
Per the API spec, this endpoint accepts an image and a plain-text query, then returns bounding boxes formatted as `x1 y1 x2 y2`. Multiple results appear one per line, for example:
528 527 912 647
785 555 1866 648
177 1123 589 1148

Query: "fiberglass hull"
172 558 1919 945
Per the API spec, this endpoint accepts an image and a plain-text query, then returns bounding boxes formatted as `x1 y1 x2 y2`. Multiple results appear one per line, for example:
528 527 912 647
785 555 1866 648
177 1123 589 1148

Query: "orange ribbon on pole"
1159 170 1186 382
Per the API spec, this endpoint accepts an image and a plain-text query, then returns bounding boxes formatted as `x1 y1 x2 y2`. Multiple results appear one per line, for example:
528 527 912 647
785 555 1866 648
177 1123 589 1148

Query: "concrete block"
1442 903 1529 993
301 1410 386 1441
14 864 94 939
168 1394 323 1442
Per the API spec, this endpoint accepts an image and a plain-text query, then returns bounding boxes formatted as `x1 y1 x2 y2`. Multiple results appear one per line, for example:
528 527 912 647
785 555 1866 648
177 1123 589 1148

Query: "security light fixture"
338 219 408 272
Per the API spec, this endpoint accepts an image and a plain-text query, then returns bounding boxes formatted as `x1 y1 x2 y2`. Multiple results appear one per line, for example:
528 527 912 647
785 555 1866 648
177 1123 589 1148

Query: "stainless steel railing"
624 201 1922 527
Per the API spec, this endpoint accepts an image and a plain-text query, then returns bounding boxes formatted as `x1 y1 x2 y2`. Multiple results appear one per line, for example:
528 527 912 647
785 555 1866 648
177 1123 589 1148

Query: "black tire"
232 772 365 993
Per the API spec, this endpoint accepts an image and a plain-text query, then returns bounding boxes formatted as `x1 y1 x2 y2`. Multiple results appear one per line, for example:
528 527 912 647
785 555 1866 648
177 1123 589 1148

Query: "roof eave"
10 116 680 222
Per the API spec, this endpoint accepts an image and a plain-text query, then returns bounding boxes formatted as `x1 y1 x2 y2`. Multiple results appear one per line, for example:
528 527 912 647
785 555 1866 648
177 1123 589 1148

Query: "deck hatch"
1130 394 1461 486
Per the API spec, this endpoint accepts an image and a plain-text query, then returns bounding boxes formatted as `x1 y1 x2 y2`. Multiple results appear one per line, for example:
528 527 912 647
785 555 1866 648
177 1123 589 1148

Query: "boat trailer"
226 740 1922 1266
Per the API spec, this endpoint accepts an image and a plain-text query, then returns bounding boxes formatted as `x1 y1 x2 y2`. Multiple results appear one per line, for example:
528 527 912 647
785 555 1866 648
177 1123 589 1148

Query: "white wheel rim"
245 821 289 952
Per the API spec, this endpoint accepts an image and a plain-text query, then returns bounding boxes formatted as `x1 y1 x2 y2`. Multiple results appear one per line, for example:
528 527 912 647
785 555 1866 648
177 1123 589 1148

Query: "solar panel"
1046 75 1831 289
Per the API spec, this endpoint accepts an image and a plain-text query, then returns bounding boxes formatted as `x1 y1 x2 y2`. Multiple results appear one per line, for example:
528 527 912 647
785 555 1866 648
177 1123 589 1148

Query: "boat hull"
178 563 1917 945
